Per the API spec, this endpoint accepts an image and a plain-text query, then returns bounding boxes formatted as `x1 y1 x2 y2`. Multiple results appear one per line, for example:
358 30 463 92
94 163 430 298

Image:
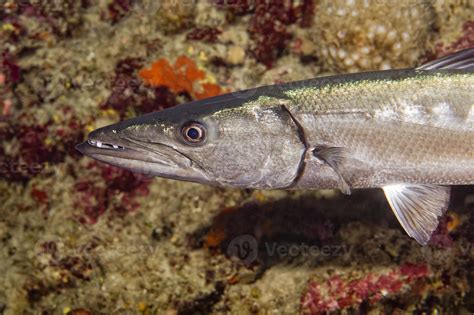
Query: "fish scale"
282 70 474 189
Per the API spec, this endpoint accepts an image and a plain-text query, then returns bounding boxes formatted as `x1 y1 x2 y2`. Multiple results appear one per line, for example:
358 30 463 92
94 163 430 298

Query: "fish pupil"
187 128 200 140
182 122 206 144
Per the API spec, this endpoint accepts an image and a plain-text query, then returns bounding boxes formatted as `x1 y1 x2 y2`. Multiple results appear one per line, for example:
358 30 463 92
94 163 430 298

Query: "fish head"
76 92 305 188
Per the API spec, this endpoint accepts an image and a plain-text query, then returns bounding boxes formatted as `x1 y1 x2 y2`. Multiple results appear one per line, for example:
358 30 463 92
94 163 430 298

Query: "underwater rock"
215 0 315 67
310 0 435 72
154 0 196 34
6 0 89 44
431 0 473 56
1 1 474 314
226 45 246 65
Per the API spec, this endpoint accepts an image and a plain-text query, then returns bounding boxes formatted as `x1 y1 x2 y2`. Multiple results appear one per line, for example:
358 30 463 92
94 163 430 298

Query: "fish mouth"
86 139 126 150
76 137 191 168
76 127 212 184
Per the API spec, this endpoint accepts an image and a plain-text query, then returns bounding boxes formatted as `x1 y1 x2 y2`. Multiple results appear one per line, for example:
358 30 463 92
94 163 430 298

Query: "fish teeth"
88 139 121 149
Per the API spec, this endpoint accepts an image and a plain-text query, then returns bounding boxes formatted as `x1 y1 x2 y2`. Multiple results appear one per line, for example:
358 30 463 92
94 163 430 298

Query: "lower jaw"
88 154 212 185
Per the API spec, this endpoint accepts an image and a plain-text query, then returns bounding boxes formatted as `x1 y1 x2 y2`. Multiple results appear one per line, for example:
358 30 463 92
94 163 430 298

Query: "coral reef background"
0 0 473 314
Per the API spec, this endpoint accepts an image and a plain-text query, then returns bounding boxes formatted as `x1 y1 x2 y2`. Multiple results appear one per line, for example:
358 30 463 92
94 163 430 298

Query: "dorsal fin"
416 47 474 71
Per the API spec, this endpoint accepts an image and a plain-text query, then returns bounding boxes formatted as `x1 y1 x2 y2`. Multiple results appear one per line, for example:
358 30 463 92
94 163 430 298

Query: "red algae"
14 1 90 38
1 52 21 84
300 264 430 314
0 119 83 182
186 27 222 43
449 21 474 52
247 1 296 67
215 0 315 67
103 0 132 24
400 263 429 281
74 161 150 224
435 21 474 57
31 187 49 205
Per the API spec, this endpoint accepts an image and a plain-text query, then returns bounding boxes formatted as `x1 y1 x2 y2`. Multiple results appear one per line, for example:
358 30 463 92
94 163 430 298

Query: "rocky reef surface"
0 0 473 314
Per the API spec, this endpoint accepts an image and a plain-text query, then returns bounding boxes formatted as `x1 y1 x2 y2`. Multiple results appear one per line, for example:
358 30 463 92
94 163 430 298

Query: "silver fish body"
286 69 474 190
77 48 474 245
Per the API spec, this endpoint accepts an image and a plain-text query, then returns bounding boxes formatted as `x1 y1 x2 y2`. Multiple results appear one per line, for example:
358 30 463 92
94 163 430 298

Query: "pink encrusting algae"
215 0 315 67
435 21 474 57
300 264 431 314
186 27 222 43
0 114 85 182
74 161 151 224
102 0 132 24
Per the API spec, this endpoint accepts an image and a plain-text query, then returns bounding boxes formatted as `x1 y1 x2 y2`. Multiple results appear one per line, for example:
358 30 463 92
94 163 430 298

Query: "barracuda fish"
77 48 474 245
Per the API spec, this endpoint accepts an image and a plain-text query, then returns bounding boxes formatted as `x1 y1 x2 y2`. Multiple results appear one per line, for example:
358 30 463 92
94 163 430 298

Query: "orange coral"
446 212 461 232
195 82 223 99
138 56 223 100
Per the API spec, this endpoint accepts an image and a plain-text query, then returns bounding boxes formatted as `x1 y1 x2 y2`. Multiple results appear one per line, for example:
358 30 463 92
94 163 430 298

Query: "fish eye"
182 122 206 144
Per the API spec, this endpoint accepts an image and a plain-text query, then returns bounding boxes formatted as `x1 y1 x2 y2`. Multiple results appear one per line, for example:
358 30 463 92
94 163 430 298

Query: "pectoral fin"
383 184 450 245
313 146 351 195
